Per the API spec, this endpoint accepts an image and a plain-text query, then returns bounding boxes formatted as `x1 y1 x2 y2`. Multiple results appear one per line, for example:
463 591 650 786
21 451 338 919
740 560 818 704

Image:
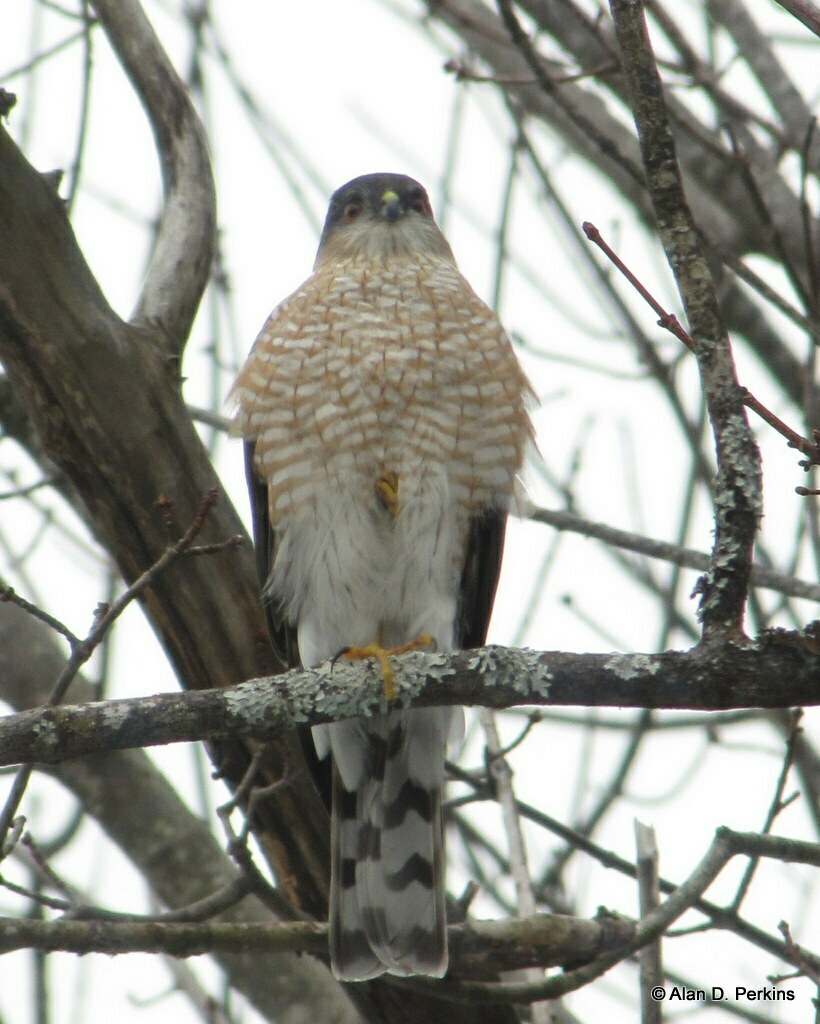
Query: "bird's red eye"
343 200 364 222
409 192 431 216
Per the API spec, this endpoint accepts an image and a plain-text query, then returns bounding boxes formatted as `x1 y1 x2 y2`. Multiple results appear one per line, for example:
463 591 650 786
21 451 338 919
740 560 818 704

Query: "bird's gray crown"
315 173 454 266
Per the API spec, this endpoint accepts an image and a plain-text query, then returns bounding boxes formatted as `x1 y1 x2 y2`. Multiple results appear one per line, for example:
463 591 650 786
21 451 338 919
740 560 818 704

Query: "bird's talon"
342 643 396 699
389 632 435 656
330 646 351 671
340 633 434 700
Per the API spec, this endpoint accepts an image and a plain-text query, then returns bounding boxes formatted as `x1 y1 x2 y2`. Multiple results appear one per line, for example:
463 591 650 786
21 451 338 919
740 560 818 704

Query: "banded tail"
315 707 454 980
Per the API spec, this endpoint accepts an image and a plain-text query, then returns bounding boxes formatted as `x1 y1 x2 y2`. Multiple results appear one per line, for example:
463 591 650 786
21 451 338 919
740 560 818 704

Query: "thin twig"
64 1 93 215
447 763 820 972
216 751 310 922
542 711 652 890
729 710 803 912
582 221 694 351
412 828 820 1003
634 821 663 1024
0 477 57 501
443 56 617 85
583 220 820 469
777 921 820 984
529 505 820 601
480 710 550 1023
0 586 80 647
0 489 229 858
0 27 91 80
716 247 820 343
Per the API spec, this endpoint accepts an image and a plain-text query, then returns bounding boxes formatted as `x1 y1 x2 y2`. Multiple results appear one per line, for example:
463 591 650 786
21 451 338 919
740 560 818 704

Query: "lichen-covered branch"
1 636 818 768
609 0 763 638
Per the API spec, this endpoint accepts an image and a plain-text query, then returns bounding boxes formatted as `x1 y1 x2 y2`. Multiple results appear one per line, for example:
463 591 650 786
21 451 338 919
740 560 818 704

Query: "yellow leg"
341 633 434 700
375 469 400 517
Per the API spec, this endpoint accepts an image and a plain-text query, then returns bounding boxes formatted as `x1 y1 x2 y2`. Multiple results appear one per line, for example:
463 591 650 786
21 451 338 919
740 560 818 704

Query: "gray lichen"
604 653 661 680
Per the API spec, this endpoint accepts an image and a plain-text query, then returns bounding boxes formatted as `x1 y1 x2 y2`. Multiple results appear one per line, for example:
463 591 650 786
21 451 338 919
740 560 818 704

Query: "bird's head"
314 173 455 267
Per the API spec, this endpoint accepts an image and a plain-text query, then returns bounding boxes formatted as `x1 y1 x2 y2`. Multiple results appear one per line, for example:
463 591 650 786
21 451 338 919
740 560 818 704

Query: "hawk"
230 173 531 981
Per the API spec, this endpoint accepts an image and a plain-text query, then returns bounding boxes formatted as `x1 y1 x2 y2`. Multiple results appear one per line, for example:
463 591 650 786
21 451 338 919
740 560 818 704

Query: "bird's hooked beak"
380 189 403 223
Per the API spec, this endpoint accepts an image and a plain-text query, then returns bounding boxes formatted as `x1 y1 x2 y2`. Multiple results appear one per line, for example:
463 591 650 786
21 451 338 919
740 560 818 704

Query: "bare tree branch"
634 822 662 1024
91 0 216 348
0 910 636 976
0 34 521 1024
3 3 817 1021
0 597 358 1024
447 756 819 971
0 115 337 938
581 220 820 467
529 509 820 601
405 829 820 1003
423 0 818 415
771 0 820 36
479 710 552 1022
708 0 819 142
